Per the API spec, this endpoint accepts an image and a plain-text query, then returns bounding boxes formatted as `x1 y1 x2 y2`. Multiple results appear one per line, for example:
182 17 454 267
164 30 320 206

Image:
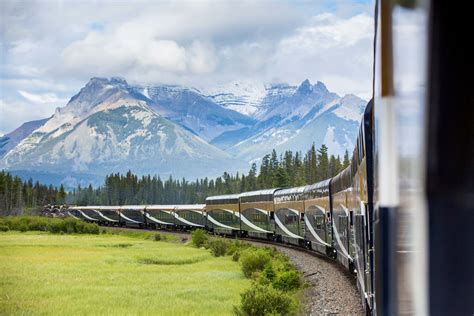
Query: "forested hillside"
0 171 66 215
68 144 350 205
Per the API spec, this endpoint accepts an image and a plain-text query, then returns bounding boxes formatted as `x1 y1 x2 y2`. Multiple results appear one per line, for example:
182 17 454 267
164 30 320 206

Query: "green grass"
0 231 250 315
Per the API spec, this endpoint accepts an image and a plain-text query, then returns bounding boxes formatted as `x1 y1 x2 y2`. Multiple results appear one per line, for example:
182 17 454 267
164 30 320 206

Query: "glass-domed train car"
145 205 176 228
274 186 306 246
239 189 278 239
205 194 241 235
174 204 206 229
303 179 332 255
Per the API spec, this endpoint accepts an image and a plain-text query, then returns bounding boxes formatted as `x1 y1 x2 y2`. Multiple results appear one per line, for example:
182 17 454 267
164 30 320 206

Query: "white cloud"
188 41 217 74
268 13 374 98
0 0 375 130
18 90 68 104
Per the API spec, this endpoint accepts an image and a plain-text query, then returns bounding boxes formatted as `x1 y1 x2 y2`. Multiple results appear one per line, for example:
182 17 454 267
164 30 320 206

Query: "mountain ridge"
1 77 367 187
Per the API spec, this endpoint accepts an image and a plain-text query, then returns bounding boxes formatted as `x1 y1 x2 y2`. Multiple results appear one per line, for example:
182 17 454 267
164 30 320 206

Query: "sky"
0 0 374 135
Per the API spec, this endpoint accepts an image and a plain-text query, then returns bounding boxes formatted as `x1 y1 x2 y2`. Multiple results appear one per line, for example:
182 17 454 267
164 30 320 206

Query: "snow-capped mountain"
230 82 366 160
131 84 255 142
1 78 244 185
1 77 367 187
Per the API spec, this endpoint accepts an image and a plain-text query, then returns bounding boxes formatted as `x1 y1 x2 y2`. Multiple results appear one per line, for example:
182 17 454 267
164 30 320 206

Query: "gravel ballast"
245 241 365 315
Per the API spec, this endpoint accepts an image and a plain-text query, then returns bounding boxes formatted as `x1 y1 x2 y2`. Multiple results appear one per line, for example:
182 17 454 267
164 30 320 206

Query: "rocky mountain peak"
314 81 328 93
296 79 313 95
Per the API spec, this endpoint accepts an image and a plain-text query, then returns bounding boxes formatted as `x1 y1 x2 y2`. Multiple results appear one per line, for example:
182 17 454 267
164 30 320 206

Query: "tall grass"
0 216 99 234
0 232 248 315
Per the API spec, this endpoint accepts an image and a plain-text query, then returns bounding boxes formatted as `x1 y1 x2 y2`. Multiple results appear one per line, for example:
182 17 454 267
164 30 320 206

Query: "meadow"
0 231 250 315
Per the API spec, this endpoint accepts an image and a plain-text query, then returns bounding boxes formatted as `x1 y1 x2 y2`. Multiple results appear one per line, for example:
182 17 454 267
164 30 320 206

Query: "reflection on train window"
315 215 324 230
338 216 348 237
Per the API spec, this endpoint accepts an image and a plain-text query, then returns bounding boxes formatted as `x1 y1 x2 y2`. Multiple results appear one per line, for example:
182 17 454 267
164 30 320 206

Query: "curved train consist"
45 0 474 315
57 100 377 312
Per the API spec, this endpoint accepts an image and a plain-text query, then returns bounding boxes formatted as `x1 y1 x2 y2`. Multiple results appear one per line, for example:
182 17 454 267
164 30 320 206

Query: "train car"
92 206 120 225
73 206 102 223
303 179 332 256
67 207 88 221
350 102 375 311
239 189 278 239
205 194 241 235
145 205 176 228
273 186 306 246
330 166 353 269
173 204 206 229
119 205 145 227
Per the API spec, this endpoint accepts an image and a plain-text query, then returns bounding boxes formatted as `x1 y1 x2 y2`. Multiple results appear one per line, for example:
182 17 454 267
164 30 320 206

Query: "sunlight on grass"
0 231 250 315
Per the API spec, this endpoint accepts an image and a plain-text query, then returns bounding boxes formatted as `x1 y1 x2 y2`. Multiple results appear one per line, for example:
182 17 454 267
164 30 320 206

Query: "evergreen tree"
317 144 329 181
274 167 290 188
343 150 350 168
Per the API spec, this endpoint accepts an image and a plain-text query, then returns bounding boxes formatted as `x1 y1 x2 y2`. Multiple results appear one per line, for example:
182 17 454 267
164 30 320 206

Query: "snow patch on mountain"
200 80 267 115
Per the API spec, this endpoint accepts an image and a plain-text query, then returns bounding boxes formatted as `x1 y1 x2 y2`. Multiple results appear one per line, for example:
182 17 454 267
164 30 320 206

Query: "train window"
315 215 324 230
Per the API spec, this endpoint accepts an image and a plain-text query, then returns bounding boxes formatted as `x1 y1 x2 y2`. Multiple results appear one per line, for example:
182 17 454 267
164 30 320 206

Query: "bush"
226 240 249 256
232 251 240 262
0 216 99 235
154 233 161 241
48 221 62 234
262 263 276 283
0 224 9 232
236 283 293 316
18 223 28 232
240 249 271 278
273 270 302 292
191 229 208 248
207 238 230 257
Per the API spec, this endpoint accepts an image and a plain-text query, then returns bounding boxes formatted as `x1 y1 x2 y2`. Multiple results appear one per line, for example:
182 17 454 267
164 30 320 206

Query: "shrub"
154 233 161 241
237 283 293 316
207 238 230 257
240 249 271 278
48 222 62 234
273 270 302 292
18 223 28 232
262 263 276 283
191 229 209 248
85 223 100 234
226 240 249 256
0 224 9 232
232 251 240 262
0 216 99 235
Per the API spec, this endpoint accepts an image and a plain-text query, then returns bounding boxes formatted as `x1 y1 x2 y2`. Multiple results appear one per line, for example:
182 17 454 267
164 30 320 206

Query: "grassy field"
0 231 250 315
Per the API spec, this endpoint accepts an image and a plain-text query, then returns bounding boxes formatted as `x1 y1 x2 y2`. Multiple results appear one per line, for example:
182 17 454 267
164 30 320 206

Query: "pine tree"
343 150 351 168
317 144 329 181
274 167 290 188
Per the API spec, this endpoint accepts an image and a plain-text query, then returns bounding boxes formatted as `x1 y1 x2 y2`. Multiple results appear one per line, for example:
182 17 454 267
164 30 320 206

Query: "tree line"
0 171 66 215
68 143 350 205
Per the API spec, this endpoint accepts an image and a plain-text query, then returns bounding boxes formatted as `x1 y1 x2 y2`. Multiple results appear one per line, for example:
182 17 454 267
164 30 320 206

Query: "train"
58 99 376 313
46 0 474 315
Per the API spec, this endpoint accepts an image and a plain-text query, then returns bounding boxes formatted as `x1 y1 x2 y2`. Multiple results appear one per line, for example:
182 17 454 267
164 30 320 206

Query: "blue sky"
0 0 374 135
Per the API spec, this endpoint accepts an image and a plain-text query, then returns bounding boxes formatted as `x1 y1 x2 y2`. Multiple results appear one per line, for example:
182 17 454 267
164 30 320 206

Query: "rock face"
1 77 366 186
0 117 49 158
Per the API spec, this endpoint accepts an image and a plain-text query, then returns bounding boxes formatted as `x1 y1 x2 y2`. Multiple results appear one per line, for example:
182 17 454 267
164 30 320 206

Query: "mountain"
0 78 243 186
230 82 366 160
1 77 367 187
0 117 49 158
131 84 256 142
